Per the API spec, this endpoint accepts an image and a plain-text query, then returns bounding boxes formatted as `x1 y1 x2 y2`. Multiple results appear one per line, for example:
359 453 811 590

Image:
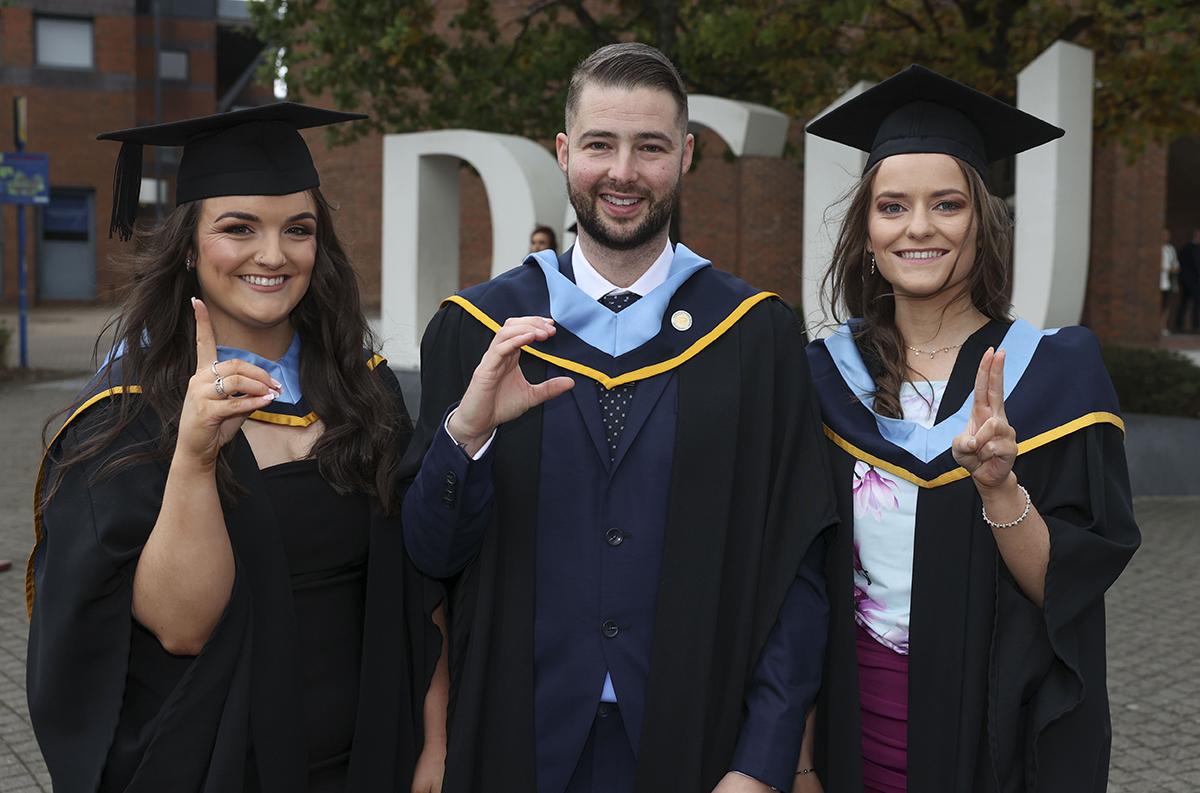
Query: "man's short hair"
564 43 689 135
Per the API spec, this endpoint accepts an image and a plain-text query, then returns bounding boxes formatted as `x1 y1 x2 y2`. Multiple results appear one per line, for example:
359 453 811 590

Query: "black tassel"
108 140 143 241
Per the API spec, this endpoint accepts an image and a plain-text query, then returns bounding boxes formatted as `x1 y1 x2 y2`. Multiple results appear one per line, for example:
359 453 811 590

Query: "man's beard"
568 177 680 252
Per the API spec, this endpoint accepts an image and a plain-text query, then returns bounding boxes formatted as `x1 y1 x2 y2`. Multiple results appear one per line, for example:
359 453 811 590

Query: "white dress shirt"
447 240 675 458
572 238 674 300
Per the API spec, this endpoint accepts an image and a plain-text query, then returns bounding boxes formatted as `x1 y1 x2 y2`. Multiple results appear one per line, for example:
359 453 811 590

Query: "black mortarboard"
805 64 1064 182
97 102 366 240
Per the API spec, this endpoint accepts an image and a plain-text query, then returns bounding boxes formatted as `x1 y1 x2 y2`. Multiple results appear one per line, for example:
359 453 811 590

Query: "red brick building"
0 0 267 302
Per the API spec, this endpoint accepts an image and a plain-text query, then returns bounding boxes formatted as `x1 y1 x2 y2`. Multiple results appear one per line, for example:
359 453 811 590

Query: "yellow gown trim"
442 292 778 390
27 354 388 615
27 386 144 616
824 411 1126 489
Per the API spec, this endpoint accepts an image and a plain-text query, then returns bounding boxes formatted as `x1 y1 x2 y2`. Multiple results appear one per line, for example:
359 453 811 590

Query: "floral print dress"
852 379 948 655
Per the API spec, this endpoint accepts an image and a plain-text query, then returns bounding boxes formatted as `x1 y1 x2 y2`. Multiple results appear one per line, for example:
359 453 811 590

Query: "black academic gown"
807 320 1141 793
401 254 837 793
26 361 442 793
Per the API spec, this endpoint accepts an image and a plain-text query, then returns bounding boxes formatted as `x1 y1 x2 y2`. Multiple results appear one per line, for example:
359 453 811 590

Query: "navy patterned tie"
597 291 641 462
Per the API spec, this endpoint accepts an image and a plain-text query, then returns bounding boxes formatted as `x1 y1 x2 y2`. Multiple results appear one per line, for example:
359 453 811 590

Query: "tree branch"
1055 13 1095 42
506 0 560 65
521 0 564 21
880 0 925 33
951 0 983 30
565 0 616 44
920 0 944 39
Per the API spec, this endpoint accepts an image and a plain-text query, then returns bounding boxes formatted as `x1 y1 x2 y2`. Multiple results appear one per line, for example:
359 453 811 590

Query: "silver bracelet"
982 484 1031 529
795 767 816 775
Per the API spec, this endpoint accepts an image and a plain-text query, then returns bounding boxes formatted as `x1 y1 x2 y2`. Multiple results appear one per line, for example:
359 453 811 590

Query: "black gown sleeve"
399 304 497 576
990 421 1140 792
27 405 253 793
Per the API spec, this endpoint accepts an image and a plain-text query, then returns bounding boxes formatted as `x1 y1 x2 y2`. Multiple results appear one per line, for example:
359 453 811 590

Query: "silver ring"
210 360 220 377
213 376 228 398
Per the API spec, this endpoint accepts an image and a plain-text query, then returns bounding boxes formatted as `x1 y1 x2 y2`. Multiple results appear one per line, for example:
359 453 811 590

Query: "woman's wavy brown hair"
821 156 1013 418
43 189 410 514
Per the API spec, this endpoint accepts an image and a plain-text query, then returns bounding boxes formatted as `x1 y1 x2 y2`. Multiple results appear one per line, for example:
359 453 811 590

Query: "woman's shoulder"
1013 322 1120 422
55 365 143 434
1037 323 1101 351
1029 323 1108 377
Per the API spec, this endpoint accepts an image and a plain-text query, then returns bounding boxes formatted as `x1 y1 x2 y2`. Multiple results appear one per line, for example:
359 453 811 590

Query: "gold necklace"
905 340 964 359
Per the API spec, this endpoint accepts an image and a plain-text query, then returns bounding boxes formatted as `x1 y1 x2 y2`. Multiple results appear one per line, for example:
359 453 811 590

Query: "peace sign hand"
951 347 1018 489
177 298 281 471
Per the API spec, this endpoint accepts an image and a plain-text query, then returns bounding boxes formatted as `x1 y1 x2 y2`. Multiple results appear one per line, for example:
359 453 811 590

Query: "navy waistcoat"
533 362 677 793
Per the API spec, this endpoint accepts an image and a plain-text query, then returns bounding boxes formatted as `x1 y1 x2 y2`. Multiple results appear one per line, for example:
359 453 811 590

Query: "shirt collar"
217 333 303 404
571 239 674 300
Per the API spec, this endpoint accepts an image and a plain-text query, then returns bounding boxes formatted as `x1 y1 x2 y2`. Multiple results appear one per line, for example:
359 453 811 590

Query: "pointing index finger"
192 297 219 374
989 348 1007 418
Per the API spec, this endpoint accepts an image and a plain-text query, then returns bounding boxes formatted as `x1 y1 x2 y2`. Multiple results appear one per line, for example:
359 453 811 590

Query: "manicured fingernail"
266 391 278 401
271 378 282 389
190 297 197 307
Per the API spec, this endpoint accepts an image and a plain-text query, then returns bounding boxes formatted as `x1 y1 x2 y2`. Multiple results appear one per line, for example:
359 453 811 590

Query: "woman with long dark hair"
800 67 1139 792
26 104 447 793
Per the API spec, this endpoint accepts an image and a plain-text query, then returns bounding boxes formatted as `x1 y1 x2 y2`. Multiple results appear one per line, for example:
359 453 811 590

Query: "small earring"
185 255 194 272
868 252 876 276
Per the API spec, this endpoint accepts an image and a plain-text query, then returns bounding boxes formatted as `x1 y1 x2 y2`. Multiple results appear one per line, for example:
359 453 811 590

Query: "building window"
139 178 167 206
159 50 189 81
43 191 91 242
35 16 94 70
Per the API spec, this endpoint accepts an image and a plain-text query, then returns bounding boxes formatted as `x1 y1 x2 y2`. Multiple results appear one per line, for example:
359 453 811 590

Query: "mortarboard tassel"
108 140 143 241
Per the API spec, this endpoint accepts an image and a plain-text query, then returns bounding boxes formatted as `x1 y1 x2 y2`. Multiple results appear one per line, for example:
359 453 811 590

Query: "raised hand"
951 347 1017 489
447 316 575 454
177 298 281 470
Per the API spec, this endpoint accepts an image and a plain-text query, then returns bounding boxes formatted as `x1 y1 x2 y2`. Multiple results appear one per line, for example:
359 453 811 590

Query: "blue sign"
0 152 50 204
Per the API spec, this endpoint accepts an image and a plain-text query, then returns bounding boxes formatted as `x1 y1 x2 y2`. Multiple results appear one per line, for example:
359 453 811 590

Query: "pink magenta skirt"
856 622 909 793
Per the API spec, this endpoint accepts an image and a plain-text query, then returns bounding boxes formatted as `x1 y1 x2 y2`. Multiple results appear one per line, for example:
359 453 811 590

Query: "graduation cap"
805 64 1064 183
97 102 366 240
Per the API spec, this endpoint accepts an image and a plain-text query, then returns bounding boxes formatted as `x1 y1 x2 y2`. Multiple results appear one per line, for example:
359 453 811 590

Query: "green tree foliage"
250 0 1200 150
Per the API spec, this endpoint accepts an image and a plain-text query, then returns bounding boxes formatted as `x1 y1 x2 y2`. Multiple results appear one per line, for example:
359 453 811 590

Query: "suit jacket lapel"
562 366 611 468
610 371 674 472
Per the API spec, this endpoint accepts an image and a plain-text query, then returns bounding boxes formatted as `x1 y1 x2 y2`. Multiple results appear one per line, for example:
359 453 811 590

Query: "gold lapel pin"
671 310 693 332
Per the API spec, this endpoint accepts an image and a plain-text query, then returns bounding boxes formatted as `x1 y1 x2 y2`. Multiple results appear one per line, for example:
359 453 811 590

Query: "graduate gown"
26 360 442 793
807 319 1141 793
402 247 837 793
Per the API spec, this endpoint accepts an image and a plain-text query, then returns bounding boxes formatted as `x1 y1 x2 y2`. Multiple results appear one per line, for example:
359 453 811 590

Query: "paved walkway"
0 308 1196 790
0 307 118 372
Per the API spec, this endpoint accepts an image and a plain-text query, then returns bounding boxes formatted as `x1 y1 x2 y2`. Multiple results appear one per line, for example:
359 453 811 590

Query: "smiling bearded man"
400 42 836 793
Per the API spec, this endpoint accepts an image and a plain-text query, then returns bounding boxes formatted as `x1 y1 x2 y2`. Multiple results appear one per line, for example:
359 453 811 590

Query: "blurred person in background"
1162 228 1180 335
1177 228 1200 333
530 225 559 254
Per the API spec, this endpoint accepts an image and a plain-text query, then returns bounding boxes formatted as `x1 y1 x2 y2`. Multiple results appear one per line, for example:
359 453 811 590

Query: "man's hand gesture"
447 316 575 456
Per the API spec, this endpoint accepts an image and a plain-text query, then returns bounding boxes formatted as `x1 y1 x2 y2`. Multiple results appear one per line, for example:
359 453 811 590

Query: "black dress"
259 458 370 793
